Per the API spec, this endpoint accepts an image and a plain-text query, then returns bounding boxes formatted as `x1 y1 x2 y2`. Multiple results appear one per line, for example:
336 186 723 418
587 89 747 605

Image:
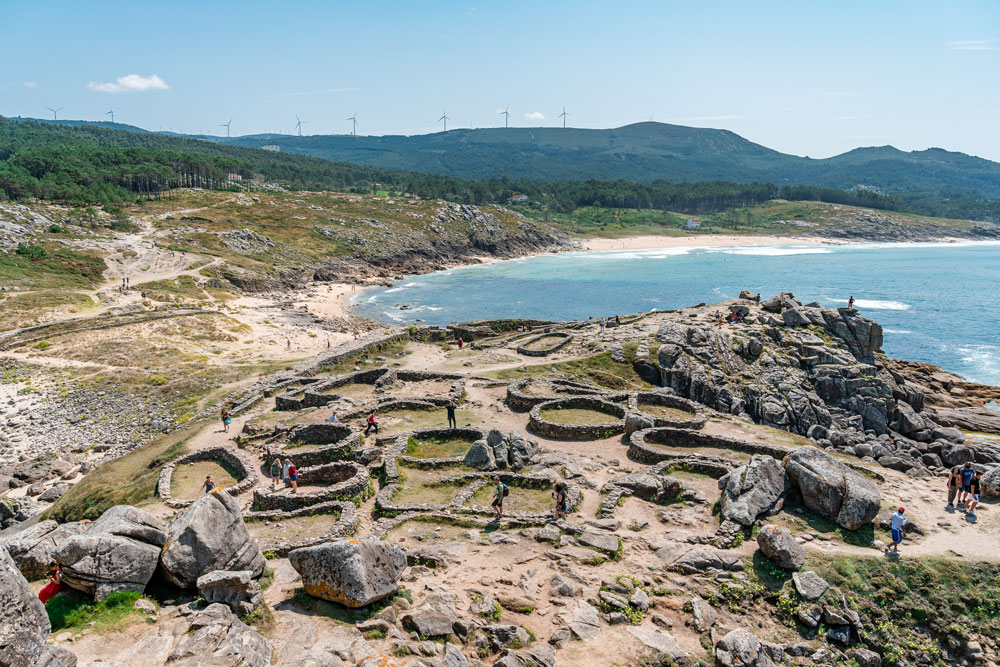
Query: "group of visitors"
715 310 747 325
269 457 299 493
487 477 569 523
947 461 983 518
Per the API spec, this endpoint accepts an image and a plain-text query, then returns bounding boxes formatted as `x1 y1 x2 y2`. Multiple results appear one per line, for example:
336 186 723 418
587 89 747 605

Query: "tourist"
714 311 722 326
38 564 64 604
328 411 338 423
364 410 379 436
888 506 906 553
615 315 621 326
947 467 962 509
552 482 567 520
282 458 292 487
457 337 464 349
600 317 605 331
446 400 457 429
286 338 291 351
287 461 299 493
220 406 231 433
848 295 855 309
959 461 975 508
491 476 507 520
966 470 982 519
755 293 761 303
270 457 282 491
201 475 216 494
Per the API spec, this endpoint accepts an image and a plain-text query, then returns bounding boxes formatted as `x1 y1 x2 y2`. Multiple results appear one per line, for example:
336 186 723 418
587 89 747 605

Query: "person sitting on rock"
966 471 982 519
888 507 906 553
201 475 216 494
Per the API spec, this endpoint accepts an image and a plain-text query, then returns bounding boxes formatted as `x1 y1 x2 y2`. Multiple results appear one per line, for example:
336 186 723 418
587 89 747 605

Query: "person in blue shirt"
888 507 906 553
959 462 976 509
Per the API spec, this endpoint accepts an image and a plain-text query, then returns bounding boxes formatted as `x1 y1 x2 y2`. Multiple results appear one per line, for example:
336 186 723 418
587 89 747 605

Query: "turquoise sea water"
351 241 1000 386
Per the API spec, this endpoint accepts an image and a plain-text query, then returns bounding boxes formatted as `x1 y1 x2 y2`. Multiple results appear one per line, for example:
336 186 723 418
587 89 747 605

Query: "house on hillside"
227 173 243 183
510 193 528 203
260 145 281 152
687 218 701 229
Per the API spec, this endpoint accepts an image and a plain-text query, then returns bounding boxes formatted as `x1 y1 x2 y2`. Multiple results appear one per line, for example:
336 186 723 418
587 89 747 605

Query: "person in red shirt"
364 410 378 436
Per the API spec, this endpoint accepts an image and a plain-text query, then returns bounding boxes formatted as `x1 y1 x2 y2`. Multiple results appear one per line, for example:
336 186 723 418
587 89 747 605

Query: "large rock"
160 490 265 589
718 455 787 527
715 628 783 667
53 505 166 599
288 538 406 608
982 466 1000 498
197 570 262 617
792 571 829 600
756 524 805 570
507 432 539 470
2 519 89 579
565 599 601 640
783 446 880 530
167 602 271 667
463 440 496 470
669 547 744 574
0 547 78 667
401 606 455 637
626 626 689 662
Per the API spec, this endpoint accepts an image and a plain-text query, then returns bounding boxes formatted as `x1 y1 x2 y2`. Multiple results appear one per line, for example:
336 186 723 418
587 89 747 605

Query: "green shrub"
16 243 47 259
46 590 147 632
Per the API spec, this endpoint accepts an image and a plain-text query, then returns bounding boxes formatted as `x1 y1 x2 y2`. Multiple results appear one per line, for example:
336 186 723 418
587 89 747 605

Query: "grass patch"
374 408 476 434
0 247 106 289
43 423 199 522
170 459 240 500
405 433 477 459
636 402 695 420
538 407 620 426
468 481 553 513
246 512 343 544
391 463 466 506
46 590 153 634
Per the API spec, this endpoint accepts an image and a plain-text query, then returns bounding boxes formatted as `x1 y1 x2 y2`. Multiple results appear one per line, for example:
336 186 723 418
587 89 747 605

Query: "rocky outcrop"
783 447 880 530
160 490 265 589
1 547 78 667
981 466 1000 497
167 602 271 667
289 538 407 608
756 524 805 570
718 455 787 527
53 505 167 599
2 519 89 579
196 570 263 616
715 628 784 666
464 429 540 471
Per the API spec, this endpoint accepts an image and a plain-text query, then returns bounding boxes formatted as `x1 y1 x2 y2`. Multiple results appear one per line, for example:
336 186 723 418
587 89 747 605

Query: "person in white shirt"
888 507 906 553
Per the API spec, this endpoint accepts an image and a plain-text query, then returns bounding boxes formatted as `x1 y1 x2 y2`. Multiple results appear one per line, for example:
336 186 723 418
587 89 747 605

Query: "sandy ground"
581 234 821 251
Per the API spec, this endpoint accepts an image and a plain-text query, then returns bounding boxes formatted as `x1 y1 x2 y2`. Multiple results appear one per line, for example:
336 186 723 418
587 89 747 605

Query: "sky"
2 0 999 160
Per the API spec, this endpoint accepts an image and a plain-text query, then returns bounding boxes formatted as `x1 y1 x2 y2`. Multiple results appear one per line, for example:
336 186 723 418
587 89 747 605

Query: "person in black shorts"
966 470 982 519
491 476 506 520
364 410 378 437
552 482 567 520
446 400 457 429
959 462 975 509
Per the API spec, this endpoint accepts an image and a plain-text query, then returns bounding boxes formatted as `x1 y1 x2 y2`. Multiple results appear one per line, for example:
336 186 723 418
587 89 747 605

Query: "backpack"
502 484 509 497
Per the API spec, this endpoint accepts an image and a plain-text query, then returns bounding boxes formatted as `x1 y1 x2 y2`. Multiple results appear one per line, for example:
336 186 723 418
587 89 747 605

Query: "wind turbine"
347 111 357 136
106 107 115 124
559 106 569 129
295 115 306 136
499 106 510 128
438 108 450 132
220 118 232 138
46 106 63 120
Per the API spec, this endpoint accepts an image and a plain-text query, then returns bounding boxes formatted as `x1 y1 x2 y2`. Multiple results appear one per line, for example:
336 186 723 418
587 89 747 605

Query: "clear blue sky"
2 0 998 160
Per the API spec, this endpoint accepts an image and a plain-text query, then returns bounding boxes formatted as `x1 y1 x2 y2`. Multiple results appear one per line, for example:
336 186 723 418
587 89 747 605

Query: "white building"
687 218 701 229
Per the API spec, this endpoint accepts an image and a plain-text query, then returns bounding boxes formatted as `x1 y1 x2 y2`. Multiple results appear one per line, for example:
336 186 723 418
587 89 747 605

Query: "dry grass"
468 483 553 513
245 512 343 544
170 459 240 500
538 407 619 425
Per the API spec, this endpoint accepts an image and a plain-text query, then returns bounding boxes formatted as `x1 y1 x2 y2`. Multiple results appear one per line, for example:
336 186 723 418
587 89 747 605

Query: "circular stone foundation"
251 461 370 511
264 423 358 469
627 426 787 464
157 447 257 508
516 332 572 357
632 392 706 429
243 500 358 556
528 397 626 440
399 427 486 461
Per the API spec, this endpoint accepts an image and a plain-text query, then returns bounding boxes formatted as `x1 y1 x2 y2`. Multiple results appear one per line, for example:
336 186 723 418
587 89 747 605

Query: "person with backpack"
966 470 982 519
946 467 962 509
364 410 378 437
287 462 299 494
269 457 282 492
491 476 507 520
959 462 976 509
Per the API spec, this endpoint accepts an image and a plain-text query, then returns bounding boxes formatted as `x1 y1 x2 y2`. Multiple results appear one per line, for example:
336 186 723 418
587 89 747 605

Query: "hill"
205 121 1000 198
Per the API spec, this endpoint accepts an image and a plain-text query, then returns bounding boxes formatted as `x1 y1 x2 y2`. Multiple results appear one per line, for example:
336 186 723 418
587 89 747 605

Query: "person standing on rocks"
552 482 567 520
888 507 906 553
201 475 216 494
491 476 507 520
966 471 982 519
947 467 962 509
446 400 457 429
848 295 855 309
364 410 379 437
959 462 976 508
270 457 282 491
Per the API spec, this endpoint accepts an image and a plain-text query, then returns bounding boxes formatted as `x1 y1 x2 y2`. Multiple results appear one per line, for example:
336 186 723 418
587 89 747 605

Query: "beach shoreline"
579 233 821 251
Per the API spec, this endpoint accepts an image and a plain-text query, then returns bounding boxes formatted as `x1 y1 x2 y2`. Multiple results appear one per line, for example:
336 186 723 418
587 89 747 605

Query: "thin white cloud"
87 74 169 93
23 81 37 88
949 39 997 51
524 111 545 121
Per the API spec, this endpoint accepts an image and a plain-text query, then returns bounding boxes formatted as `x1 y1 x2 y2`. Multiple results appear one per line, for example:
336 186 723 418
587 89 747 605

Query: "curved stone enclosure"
157 447 258 508
516 332 572 357
628 426 788 464
505 378 618 412
528 397 626 440
264 423 359 469
274 368 467 412
244 500 359 556
630 391 707 429
251 461 370 511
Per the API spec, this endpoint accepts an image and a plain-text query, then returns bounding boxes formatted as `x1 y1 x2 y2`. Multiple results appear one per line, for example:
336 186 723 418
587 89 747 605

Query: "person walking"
491 476 507 520
947 467 962 509
269 458 282 492
552 482 567 520
201 475 216 494
220 406 231 433
282 458 292 487
966 470 982 519
287 462 299 494
364 410 379 437
446 400 457 429
888 507 906 553
959 462 976 508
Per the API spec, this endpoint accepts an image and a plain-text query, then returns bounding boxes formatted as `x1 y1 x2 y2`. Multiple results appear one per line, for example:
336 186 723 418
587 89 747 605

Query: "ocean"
351 241 1000 386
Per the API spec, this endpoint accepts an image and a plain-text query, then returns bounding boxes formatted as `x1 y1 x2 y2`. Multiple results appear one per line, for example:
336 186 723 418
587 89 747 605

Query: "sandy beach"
581 234 819 251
